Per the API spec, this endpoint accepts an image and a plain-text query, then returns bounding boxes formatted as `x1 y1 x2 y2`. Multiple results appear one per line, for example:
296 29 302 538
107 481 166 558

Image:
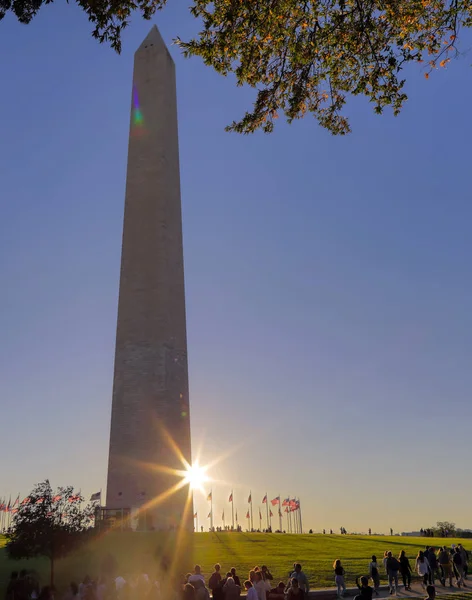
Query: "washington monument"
106 25 192 529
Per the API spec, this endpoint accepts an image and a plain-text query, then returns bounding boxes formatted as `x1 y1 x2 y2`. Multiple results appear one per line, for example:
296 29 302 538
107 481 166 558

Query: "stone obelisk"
106 25 192 530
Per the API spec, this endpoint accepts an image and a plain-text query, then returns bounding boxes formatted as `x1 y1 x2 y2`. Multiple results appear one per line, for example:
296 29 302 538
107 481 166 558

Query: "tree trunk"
50 557 54 587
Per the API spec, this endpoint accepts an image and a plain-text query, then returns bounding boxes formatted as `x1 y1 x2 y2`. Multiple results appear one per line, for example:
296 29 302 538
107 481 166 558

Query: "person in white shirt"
253 572 266 600
189 566 206 586
115 576 126 593
415 552 430 589
245 581 258 600
289 565 309 595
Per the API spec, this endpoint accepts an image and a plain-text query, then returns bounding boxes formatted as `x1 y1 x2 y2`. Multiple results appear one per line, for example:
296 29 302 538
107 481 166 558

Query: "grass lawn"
0 533 469 596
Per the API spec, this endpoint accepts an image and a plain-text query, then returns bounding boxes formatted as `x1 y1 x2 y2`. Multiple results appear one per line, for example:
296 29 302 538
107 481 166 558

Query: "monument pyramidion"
106 25 192 531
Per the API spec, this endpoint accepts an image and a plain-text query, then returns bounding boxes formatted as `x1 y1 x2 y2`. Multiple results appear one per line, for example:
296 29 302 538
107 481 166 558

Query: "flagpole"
265 493 269 531
279 493 282 531
259 509 262 531
288 497 292 533
298 498 303 533
231 491 234 530
249 491 253 532
210 489 213 531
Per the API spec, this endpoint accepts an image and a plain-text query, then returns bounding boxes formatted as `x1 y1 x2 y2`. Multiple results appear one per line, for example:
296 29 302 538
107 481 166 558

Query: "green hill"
0 533 468 595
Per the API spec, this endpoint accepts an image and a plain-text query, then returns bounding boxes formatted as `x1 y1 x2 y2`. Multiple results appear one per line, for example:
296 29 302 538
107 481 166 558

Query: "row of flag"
205 492 301 511
199 491 302 532
0 491 102 513
0 495 78 512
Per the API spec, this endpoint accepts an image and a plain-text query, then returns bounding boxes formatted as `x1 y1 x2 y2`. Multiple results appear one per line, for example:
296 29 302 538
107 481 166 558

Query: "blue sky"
1 2 472 533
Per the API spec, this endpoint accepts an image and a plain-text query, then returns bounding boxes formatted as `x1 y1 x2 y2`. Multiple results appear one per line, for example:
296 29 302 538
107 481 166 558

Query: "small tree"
436 521 456 537
6 480 95 586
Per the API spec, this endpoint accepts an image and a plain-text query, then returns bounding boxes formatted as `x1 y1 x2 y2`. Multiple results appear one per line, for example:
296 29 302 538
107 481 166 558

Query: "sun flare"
183 462 209 491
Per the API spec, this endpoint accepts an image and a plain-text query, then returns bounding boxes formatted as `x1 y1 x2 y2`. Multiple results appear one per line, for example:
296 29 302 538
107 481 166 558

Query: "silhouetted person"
184 585 196 600
399 551 412 591
209 565 222 600
425 586 436 600
230 570 240 588
286 579 304 600
355 576 373 600
223 578 240 600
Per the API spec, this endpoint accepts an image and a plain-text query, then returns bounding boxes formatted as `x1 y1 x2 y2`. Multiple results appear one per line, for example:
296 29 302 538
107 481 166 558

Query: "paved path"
309 582 472 599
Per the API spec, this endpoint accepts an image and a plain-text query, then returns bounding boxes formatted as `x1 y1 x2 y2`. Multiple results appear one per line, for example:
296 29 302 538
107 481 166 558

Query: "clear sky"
1 3 472 535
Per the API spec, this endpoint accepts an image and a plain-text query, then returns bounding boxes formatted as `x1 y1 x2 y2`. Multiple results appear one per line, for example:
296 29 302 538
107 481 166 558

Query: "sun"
183 462 209 491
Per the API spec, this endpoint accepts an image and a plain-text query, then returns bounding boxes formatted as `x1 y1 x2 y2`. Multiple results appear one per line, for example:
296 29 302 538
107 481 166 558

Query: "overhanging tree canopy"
1 0 469 134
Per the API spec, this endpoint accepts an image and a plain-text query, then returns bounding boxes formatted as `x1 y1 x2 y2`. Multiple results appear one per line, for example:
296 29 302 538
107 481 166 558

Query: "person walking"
399 551 412 591
458 545 469 579
369 556 380 596
453 548 466 587
386 552 400 595
438 547 453 587
382 552 389 579
416 551 430 590
333 561 346 598
426 548 439 585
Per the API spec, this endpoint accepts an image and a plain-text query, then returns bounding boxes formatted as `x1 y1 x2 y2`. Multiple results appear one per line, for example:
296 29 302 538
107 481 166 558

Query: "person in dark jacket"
458 545 469 579
426 548 439 585
453 548 466 587
386 552 400 595
355 576 373 600
230 570 240 588
399 551 412 591
438 547 453 587
425 585 436 600
209 565 223 600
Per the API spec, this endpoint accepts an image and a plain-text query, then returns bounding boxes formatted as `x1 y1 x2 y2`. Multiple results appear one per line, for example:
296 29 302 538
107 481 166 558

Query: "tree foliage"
6 480 95 585
1 0 471 134
435 521 456 537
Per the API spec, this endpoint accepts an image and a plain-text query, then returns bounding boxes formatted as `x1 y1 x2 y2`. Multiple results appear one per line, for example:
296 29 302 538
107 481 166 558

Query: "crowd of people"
4 544 470 600
378 544 469 595
184 563 309 600
333 544 469 598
